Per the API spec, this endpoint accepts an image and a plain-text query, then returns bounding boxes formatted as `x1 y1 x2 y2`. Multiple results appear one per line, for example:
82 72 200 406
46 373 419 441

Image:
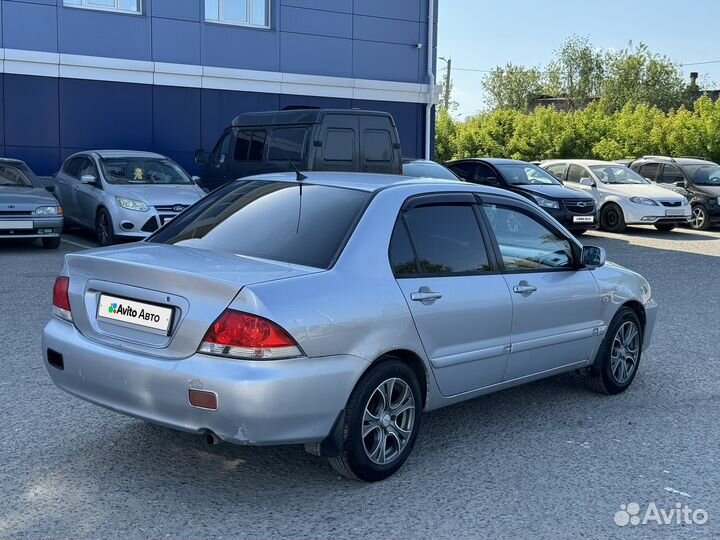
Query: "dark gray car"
0 158 63 249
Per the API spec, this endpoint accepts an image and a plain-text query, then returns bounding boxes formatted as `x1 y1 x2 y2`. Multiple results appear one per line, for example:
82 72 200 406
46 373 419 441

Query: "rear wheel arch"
368 349 429 409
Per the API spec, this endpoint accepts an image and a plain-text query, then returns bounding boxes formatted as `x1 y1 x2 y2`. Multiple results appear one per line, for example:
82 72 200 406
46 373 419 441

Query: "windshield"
101 157 193 185
589 165 649 185
684 164 720 185
0 163 35 187
403 161 459 181
496 164 561 186
149 180 371 269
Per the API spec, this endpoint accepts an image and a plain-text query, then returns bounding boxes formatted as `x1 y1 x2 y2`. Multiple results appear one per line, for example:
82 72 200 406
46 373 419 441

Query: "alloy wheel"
610 321 640 385
97 212 110 244
690 206 707 229
362 378 415 465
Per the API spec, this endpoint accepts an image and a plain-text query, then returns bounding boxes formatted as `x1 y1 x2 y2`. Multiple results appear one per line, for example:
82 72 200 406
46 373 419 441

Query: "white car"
541 159 691 233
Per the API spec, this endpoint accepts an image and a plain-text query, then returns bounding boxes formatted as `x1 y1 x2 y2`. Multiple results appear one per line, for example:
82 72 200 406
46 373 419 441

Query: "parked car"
445 158 598 233
195 109 403 192
54 151 206 245
0 158 63 249
629 156 720 230
402 158 460 180
43 172 656 481
541 159 691 233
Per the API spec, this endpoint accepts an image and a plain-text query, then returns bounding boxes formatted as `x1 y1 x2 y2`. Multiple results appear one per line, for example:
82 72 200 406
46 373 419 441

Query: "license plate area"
98 294 174 334
665 209 685 217
573 215 594 223
0 220 33 230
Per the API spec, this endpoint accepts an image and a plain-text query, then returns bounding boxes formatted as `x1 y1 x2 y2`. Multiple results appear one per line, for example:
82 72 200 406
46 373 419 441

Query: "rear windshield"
149 180 371 268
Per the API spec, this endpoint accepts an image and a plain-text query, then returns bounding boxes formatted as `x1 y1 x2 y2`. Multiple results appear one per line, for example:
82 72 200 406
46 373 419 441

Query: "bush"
437 96 720 163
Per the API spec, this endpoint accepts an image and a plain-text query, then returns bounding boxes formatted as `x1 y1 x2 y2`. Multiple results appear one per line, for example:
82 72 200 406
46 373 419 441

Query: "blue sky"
437 0 720 118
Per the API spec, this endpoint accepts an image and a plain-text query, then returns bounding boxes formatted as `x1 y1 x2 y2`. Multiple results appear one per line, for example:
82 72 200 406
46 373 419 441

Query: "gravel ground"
1 226 719 539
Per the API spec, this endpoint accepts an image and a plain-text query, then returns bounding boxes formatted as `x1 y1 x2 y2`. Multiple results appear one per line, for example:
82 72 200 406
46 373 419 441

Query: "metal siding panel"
152 17 200 64
353 15 420 46
4 74 59 148
58 7 151 60
152 86 201 153
280 32 352 78
151 0 201 21
280 5 351 39
200 89 279 149
278 94 351 110
58 78 153 149
280 0 352 13
353 0 421 21
2 0 58 52
0 75 4 147
4 145 61 176
353 40 420 83
202 24 279 71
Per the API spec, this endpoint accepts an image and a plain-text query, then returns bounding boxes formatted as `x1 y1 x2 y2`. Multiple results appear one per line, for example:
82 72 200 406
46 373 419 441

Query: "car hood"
692 185 720 197
513 184 592 200
604 183 686 200
106 184 205 205
0 186 58 210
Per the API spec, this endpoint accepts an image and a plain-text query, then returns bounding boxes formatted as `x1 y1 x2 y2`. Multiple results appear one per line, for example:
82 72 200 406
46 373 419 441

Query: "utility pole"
439 57 452 110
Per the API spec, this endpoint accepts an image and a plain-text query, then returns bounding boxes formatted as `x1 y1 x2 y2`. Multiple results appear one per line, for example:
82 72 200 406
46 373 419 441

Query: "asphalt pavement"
1 226 719 539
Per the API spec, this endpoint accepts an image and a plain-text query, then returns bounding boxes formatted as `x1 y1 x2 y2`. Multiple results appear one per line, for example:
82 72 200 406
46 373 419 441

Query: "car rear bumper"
42 317 368 445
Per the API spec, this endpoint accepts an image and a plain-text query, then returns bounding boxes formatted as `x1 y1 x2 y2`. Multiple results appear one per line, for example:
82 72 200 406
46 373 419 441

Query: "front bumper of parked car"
544 203 599 230
623 203 691 225
0 215 63 239
42 317 368 446
110 204 189 239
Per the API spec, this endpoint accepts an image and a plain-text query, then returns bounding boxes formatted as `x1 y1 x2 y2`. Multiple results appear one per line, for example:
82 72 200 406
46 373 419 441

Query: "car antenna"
267 130 307 182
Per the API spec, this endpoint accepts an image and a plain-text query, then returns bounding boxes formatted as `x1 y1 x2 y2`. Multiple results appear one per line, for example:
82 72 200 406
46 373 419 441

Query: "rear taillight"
198 310 301 360
52 276 72 322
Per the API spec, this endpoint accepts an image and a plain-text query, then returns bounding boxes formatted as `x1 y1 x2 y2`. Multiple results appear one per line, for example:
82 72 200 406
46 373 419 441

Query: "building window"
205 0 270 28
64 0 141 14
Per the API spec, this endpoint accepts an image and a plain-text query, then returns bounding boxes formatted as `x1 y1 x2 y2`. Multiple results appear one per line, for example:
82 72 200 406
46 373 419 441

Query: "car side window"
468 163 497 183
545 163 566 181
388 219 419 276
483 204 574 271
638 163 659 181
660 164 684 184
64 157 84 178
234 130 266 162
210 131 233 167
566 164 587 183
401 204 491 276
79 158 99 182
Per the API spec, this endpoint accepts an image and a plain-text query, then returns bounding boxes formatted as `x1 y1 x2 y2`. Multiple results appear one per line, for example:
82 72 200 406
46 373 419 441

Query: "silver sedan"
54 150 206 245
42 172 657 481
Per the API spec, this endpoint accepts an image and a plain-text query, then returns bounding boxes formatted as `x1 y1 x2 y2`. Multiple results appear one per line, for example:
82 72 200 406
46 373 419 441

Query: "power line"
680 60 720 67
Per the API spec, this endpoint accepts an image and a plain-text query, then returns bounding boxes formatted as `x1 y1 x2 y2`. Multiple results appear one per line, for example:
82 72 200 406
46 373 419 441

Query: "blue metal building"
0 0 438 176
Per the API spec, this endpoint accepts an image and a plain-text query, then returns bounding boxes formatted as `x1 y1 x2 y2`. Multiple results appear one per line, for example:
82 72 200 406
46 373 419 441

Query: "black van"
195 108 403 192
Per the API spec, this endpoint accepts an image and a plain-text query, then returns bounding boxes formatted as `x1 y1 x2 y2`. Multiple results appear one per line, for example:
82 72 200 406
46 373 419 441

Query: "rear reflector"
198 310 301 360
188 389 218 410
52 276 72 322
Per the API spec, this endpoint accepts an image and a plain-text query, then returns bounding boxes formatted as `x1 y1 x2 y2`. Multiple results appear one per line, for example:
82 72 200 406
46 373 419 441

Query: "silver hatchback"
54 150 206 245
43 172 657 481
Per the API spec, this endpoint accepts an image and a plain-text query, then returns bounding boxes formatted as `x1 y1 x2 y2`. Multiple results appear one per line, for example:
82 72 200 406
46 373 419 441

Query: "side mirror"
644 177 653 182
194 149 206 166
191 175 201 183
579 177 595 187
484 176 500 185
80 174 96 184
45 185 55 193
581 245 606 269
674 180 686 188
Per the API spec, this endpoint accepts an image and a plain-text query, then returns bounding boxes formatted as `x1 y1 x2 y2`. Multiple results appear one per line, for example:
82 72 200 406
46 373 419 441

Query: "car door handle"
512 281 537 295
411 289 442 302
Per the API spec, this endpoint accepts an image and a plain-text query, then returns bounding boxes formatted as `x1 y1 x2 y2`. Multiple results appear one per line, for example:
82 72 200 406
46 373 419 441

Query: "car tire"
328 358 422 482
41 236 61 249
654 223 676 232
600 203 626 233
689 204 711 231
585 307 643 395
95 208 115 246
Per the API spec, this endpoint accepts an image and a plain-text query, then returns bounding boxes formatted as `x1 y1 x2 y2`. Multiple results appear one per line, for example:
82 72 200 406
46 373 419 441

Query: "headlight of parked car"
115 196 149 212
629 196 659 206
34 206 61 215
682 197 690 206
531 195 560 209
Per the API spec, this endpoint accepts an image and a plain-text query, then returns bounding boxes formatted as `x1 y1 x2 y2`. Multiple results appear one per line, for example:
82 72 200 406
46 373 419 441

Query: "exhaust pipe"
205 432 223 446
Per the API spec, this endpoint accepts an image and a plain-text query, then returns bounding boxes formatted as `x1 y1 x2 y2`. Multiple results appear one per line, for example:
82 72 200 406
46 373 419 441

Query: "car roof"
542 159 621 167
232 108 394 128
634 156 716 166
0 157 27 165
241 171 524 199
71 150 168 159
447 157 532 166
402 158 440 165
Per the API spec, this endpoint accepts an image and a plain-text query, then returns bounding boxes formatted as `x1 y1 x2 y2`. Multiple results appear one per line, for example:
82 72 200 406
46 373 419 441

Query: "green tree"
546 35 605 110
482 63 544 112
434 108 457 162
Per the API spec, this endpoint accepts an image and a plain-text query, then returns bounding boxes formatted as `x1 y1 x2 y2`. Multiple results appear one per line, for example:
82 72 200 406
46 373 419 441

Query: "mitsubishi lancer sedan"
53 151 206 245
43 172 657 482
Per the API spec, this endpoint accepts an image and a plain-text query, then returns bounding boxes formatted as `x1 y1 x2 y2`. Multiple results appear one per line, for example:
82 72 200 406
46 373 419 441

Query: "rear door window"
363 130 392 162
324 129 355 162
402 204 491 275
149 181 370 269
